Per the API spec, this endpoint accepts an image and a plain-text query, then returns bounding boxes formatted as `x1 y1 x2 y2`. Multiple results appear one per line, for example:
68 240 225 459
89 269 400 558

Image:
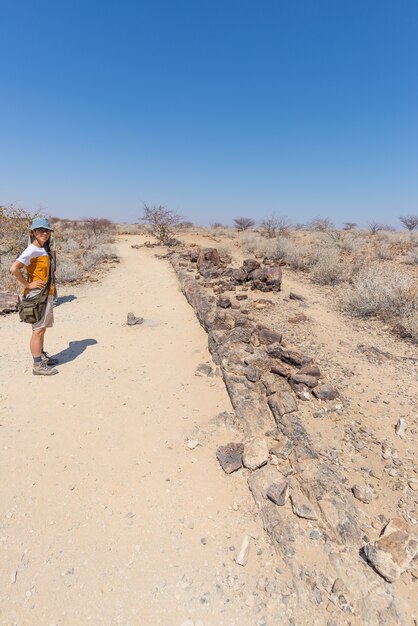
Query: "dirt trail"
0 237 280 626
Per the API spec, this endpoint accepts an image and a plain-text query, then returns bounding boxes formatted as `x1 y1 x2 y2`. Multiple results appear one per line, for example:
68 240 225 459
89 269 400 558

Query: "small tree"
139 204 183 244
0 204 42 259
343 222 357 230
233 217 255 231
308 216 334 231
367 221 384 235
260 214 292 238
83 217 115 237
399 215 418 232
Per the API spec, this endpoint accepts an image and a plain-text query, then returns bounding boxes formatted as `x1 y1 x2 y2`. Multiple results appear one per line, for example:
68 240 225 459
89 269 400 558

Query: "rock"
290 489 317 520
235 535 251 566
216 443 244 474
197 248 221 273
290 374 318 388
292 383 311 401
298 364 321 378
216 295 232 308
269 437 293 460
270 363 291 378
127 312 144 325
266 480 288 506
352 484 376 504
242 258 261 273
236 294 248 301
245 365 261 383
0 293 19 314
363 517 418 582
256 324 283 346
243 437 269 470
195 363 213 377
289 291 305 301
313 384 339 401
267 342 313 367
251 265 282 292
186 439 199 450
268 390 298 418
395 417 407 438
408 478 418 492
288 313 308 324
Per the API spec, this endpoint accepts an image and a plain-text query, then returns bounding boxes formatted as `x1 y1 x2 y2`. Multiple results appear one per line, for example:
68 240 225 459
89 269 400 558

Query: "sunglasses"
34 228 50 234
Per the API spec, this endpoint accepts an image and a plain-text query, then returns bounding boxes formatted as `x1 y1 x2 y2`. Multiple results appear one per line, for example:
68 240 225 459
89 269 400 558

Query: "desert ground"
1 232 417 626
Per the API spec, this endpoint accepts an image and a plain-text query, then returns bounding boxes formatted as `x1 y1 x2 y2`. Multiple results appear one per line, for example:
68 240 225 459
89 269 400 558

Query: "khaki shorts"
26 290 54 330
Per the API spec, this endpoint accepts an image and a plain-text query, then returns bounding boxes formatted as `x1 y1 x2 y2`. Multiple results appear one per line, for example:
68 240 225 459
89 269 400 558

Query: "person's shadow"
55 295 77 306
54 339 97 365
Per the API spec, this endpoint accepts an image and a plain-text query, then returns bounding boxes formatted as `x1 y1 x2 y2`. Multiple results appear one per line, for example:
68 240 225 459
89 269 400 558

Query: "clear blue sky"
1 0 417 227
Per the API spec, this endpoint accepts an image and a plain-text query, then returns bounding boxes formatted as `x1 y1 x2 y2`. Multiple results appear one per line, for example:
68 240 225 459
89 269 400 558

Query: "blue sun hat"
30 217 54 231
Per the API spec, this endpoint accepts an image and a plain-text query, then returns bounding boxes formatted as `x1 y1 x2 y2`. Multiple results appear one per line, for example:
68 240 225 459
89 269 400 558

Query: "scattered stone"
298 364 321 378
235 535 251 566
243 437 269 470
408 478 418 492
243 258 261 273
270 363 291 378
127 312 144 325
289 291 305 301
363 517 418 582
195 363 213 377
236 294 248 301
0 293 19 314
267 342 313 367
292 383 311 401
216 443 244 474
290 490 317 520
288 313 308 324
266 480 288 506
270 437 293 459
309 529 321 540
217 295 232 308
256 325 283 346
290 374 318 388
268 389 298 418
186 439 199 450
10 571 17 583
352 484 376 504
313 384 339 401
395 418 407 439
245 365 261 383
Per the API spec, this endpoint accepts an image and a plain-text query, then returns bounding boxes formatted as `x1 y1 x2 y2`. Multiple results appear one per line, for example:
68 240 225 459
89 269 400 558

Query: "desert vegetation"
0 205 118 292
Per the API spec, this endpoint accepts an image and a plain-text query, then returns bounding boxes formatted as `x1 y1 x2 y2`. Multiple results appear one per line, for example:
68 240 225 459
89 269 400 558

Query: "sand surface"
1 237 280 626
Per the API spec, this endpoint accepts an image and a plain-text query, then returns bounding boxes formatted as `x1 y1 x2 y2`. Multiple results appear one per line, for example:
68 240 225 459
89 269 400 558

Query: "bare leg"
30 328 46 358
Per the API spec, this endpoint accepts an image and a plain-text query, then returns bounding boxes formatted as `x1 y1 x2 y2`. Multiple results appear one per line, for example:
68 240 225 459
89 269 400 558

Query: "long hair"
29 233 52 257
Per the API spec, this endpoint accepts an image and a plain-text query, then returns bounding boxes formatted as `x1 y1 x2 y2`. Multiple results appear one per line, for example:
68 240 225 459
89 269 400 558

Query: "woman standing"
10 217 59 376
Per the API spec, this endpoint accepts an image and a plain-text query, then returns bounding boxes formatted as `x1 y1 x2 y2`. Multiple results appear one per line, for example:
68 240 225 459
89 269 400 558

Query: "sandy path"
0 237 278 626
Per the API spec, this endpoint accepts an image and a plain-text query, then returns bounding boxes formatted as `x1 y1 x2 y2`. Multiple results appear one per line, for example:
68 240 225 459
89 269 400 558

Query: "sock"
34 356 42 364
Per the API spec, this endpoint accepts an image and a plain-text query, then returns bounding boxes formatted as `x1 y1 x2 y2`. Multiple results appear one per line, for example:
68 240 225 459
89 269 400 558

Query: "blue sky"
1 0 417 227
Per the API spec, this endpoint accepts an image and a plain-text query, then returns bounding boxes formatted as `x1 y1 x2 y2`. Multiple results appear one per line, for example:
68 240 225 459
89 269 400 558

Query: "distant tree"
233 217 255 231
367 221 384 235
378 224 396 232
343 222 357 230
210 222 224 229
138 203 184 244
260 214 292 238
308 216 335 231
399 215 418 232
178 220 194 229
293 223 305 230
83 217 115 237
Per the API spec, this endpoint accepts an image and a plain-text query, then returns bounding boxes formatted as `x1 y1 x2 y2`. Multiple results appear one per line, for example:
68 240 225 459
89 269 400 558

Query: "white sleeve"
17 246 36 266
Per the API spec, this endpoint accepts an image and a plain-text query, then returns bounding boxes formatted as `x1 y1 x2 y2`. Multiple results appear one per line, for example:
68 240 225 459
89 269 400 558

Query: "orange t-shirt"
17 244 54 296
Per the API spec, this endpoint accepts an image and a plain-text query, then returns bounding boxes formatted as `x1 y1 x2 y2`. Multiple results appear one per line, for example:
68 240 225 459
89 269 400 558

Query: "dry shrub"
405 248 418 265
341 264 417 324
240 233 275 256
55 258 82 282
375 243 393 260
311 247 346 285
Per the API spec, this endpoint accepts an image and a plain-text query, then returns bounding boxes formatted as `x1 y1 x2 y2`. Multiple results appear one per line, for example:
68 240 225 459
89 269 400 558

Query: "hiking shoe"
33 361 59 376
41 351 59 366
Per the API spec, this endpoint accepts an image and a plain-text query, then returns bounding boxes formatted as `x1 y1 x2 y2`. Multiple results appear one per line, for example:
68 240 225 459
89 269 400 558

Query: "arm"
9 260 45 290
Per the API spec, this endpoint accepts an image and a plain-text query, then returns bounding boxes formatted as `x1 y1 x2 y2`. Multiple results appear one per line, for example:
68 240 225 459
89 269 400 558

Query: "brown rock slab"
245 365 261 383
243 437 269 470
363 518 418 582
290 374 319 388
216 295 232 308
270 363 291 378
290 490 317 520
127 312 144 325
298 364 321 378
266 480 288 506
268 389 298 418
313 383 339 401
292 383 311 401
289 291 305 301
256 324 283 346
267 342 313 367
242 258 261 273
216 442 244 474
0 293 19 314
352 484 376 504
